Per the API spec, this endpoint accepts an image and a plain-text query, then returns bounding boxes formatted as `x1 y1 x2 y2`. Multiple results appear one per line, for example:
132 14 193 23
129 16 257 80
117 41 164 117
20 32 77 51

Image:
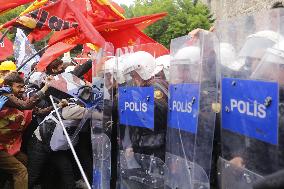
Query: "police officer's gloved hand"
253 169 284 189
0 95 8 110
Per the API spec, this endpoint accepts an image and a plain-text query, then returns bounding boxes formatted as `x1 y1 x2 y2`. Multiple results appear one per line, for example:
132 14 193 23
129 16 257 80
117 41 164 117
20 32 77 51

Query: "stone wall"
201 0 284 20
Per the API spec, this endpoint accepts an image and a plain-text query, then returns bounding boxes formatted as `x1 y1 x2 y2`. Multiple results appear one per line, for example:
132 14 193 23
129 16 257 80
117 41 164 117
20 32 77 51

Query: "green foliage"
122 0 214 48
0 5 28 41
0 6 26 25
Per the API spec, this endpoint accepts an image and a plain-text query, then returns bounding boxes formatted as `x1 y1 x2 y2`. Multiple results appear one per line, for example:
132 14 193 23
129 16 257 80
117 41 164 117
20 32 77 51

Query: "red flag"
28 29 50 43
67 1 105 47
97 13 169 56
36 42 76 71
48 28 77 46
101 27 168 57
0 0 34 14
111 1 125 15
48 13 167 50
36 20 102 72
89 0 125 25
24 0 104 46
0 32 13 60
0 1 73 36
96 13 167 32
27 0 124 42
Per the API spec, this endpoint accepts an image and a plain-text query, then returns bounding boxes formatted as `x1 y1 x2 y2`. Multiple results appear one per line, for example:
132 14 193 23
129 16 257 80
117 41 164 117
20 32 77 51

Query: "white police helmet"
173 46 201 64
122 51 155 81
153 55 170 81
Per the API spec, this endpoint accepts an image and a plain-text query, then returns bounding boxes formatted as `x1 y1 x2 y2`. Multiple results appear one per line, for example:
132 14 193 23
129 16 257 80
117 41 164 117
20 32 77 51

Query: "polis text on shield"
230 99 266 119
172 100 193 113
125 101 147 112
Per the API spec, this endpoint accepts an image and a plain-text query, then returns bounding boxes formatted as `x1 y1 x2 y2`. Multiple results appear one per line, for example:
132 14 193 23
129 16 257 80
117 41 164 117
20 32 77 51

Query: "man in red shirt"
0 72 49 189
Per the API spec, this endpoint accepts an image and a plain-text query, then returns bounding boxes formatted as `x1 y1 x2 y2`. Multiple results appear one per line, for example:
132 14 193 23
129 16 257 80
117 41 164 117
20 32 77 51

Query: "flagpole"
17 45 49 71
49 95 92 189
0 27 12 43
24 69 36 84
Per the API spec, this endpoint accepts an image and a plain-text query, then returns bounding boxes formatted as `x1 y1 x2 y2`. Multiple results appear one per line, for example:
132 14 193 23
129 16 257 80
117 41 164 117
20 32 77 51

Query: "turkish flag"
0 0 34 14
0 32 13 60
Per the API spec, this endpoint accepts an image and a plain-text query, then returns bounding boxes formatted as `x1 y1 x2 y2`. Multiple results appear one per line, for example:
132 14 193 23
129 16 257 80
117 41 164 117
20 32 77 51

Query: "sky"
113 0 134 6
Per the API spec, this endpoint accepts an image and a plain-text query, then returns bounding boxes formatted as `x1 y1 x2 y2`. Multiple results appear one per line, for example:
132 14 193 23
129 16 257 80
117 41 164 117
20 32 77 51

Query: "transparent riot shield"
216 9 284 189
166 32 217 189
192 31 218 189
91 43 114 189
116 43 169 189
47 72 94 107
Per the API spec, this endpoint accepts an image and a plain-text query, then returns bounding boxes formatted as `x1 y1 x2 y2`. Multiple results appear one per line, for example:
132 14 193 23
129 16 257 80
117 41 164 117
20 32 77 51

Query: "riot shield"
47 72 97 108
216 9 284 189
116 43 169 189
166 32 217 189
91 43 114 189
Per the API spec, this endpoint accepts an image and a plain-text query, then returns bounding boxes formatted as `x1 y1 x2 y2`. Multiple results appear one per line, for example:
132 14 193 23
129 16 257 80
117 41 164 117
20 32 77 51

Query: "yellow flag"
97 0 125 19
86 43 99 52
20 0 48 16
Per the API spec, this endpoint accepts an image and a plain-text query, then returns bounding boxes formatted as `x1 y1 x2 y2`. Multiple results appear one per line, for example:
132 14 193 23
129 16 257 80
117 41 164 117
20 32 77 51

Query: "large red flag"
48 13 167 49
0 32 13 61
67 1 105 47
27 0 124 42
101 27 168 57
0 1 73 34
0 0 34 14
36 41 77 72
72 0 124 25
36 26 95 72
98 13 169 56
7 0 104 46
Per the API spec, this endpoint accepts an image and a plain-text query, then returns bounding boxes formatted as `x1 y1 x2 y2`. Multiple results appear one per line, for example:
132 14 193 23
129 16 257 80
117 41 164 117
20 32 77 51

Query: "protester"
0 61 17 86
0 72 50 189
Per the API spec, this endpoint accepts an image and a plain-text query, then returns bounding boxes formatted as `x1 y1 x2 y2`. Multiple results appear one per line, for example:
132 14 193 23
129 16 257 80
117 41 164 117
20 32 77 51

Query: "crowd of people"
1 2 284 189
0 57 96 189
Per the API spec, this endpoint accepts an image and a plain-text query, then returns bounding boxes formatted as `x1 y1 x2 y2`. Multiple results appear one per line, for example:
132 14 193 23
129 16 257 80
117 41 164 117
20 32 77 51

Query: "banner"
14 28 40 76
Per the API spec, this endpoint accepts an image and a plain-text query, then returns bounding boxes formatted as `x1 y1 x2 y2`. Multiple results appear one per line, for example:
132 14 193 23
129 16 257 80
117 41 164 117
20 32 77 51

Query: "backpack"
38 107 90 151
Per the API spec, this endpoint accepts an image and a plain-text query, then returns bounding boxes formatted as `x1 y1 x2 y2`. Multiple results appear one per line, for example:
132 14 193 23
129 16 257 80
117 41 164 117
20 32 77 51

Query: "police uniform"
128 78 168 161
119 78 168 189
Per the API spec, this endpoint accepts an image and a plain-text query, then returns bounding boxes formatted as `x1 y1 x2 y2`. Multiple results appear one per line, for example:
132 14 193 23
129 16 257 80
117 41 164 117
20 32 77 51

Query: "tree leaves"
123 0 214 48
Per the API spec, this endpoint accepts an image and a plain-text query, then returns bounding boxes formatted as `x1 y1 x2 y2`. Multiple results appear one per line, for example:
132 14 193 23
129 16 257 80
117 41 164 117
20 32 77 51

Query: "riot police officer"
117 48 168 189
